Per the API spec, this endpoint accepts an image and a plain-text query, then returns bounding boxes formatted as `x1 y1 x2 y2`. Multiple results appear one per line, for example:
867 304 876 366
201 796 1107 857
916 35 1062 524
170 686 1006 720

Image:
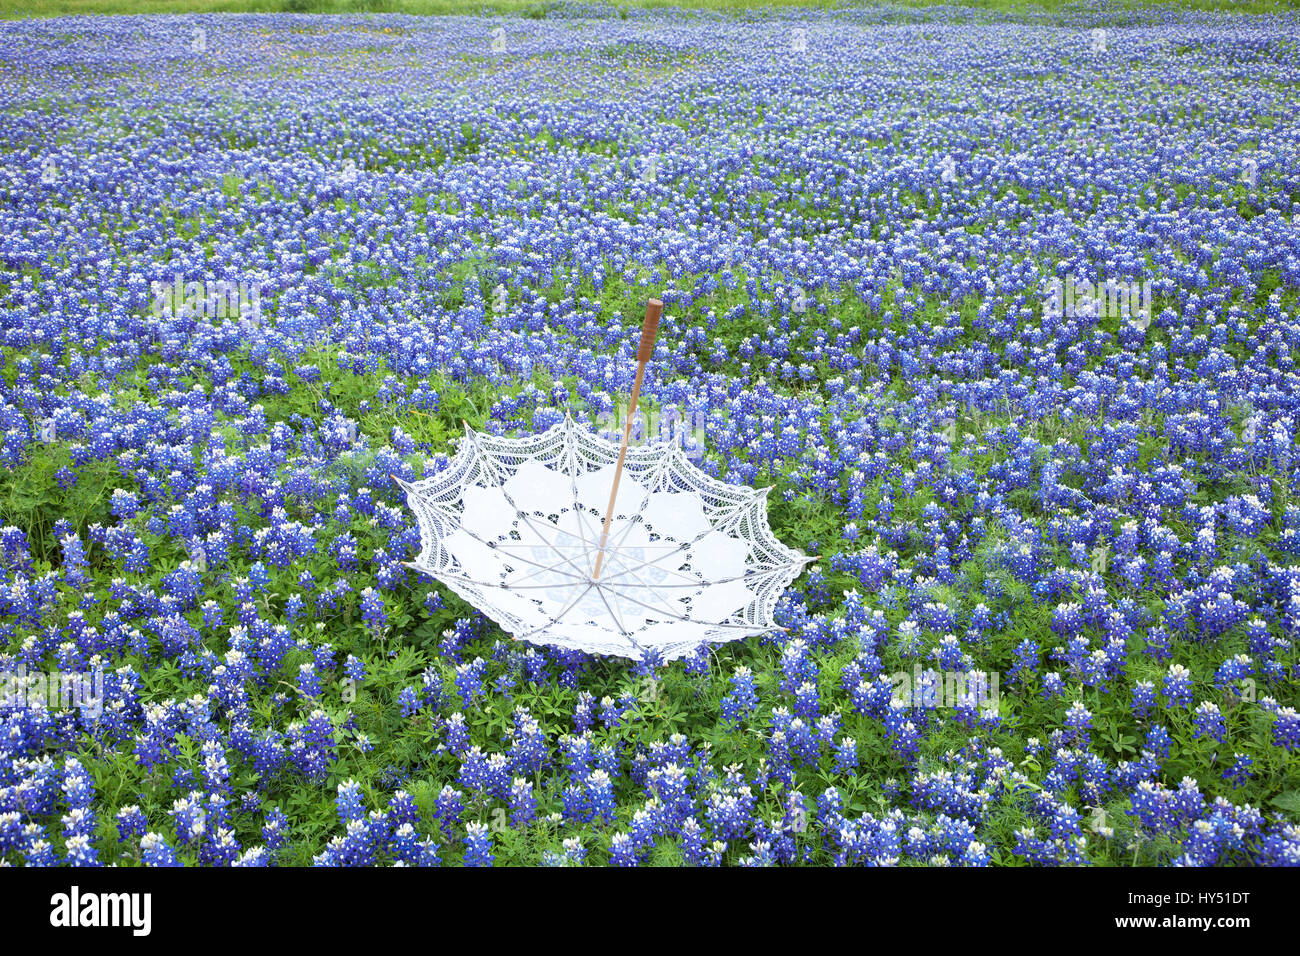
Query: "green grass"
3 0 1300 22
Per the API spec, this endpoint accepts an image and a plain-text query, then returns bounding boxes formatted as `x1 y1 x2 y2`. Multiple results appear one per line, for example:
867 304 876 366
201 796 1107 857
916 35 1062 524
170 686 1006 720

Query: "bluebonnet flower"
442 713 470 755
1162 664 1194 708
1271 707 1300 752
263 808 289 852
1222 754 1254 788
834 737 858 775
398 686 423 718
140 833 181 867
463 822 494 867
721 666 758 724
336 780 365 824
1146 724 1174 762
1063 702 1093 744
1193 702 1226 743
1132 681 1156 718
359 587 386 631
116 805 147 842
168 794 207 845
433 785 465 835
454 658 486 705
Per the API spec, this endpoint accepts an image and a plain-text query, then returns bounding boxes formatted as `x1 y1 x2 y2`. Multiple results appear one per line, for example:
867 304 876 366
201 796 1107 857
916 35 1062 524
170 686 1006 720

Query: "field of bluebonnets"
2 2 1300 867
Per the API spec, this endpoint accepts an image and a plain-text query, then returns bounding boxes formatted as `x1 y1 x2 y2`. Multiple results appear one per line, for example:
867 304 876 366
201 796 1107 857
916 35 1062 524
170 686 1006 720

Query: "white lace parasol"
397 416 811 660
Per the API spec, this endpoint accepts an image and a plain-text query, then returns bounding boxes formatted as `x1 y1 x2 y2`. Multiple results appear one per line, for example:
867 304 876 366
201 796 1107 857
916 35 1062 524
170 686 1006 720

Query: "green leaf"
1269 790 1300 814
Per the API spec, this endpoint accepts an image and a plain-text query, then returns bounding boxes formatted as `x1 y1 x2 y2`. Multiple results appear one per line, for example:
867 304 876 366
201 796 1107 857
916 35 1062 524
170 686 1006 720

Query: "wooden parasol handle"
592 298 661 581
637 300 661 363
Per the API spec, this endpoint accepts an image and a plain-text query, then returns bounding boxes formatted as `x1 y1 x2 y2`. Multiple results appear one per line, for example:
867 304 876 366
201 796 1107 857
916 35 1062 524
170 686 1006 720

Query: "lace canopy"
398 416 810 661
